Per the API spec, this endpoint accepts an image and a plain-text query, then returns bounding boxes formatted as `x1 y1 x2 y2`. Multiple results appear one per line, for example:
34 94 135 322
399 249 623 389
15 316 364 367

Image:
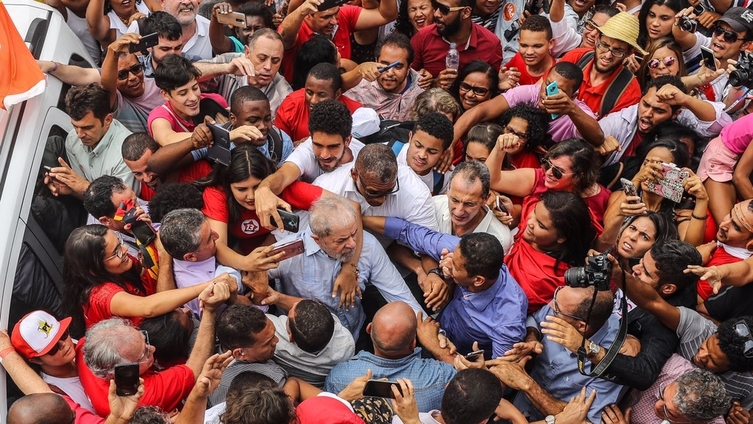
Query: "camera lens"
729 70 749 87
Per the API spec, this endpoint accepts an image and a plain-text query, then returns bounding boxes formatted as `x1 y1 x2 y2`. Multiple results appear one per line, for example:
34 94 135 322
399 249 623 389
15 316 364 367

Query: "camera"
693 4 705 15
729 52 753 88
116 200 157 246
564 253 612 291
678 16 698 33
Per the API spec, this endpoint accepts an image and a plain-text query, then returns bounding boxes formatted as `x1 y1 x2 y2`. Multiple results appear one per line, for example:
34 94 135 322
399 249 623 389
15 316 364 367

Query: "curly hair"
717 316 753 372
674 369 731 421
499 103 551 153
414 111 454 150
308 99 352 140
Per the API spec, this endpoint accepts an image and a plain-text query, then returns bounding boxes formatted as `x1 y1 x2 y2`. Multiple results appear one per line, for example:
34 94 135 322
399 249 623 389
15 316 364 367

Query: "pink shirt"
502 83 596 143
147 93 228 135
721 112 753 154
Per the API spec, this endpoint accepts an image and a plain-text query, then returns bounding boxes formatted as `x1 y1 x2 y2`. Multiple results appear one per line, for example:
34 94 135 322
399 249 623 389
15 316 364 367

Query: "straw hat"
597 12 648 56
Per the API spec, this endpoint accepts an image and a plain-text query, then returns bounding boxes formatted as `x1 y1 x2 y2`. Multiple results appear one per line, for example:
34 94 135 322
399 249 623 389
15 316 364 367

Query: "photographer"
672 6 753 102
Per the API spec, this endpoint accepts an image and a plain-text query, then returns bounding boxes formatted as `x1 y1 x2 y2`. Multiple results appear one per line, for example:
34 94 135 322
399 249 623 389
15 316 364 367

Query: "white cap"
351 107 381 139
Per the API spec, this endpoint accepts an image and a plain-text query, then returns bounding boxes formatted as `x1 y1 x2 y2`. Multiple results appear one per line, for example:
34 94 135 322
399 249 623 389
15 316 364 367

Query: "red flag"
0 0 46 110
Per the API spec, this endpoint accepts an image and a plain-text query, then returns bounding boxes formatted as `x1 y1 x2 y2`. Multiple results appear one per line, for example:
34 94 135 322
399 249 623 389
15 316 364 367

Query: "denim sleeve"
383 217 459 262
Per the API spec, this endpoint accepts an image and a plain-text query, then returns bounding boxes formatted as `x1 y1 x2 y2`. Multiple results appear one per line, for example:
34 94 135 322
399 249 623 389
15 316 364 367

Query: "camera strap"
576 269 628 377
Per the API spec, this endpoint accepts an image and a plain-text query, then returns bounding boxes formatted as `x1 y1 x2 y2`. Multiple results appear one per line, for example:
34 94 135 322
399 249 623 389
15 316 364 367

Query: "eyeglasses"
648 56 676 69
504 125 528 141
45 330 70 356
657 383 693 424
356 173 400 198
734 320 753 358
431 0 466 14
596 41 627 58
104 236 127 262
552 286 585 322
712 24 742 44
117 63 144 80
459 82 490 96
584 19 599 32
541 158 573 180
135 330 152 364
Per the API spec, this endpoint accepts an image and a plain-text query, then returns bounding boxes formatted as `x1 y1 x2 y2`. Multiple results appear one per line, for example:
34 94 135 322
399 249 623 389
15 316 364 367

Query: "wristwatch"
545 415 556 424
587 340 600 358
428 267 445 279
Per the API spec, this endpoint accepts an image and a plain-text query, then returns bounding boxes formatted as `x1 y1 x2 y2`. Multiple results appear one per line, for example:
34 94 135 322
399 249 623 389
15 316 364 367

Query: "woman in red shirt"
62 225 223 333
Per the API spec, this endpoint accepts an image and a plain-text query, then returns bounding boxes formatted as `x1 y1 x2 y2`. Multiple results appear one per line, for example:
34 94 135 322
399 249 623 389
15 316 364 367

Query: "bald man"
9 393 75 424
324 302 457 412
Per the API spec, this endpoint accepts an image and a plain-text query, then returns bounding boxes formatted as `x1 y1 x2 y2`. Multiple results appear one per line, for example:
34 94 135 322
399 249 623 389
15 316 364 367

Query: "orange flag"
0 0 46 110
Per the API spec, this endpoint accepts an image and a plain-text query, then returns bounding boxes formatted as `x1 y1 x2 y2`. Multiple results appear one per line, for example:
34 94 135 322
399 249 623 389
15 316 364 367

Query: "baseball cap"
11 311 72 359
597 12 648 55
717 7 753 34
296 394 365 424
351 107 381 139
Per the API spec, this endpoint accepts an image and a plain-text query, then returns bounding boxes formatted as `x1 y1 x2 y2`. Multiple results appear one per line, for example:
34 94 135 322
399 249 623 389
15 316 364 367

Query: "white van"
0 0 97 414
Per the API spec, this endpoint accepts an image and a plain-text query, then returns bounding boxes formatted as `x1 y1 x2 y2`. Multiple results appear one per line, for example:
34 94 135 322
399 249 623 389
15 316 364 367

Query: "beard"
437 15 462 37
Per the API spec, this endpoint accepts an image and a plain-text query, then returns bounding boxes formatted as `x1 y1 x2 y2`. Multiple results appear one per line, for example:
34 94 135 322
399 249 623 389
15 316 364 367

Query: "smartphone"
317 0 349 11
207 124 232 166
620 178 638 203
701 46 717 71
379 61 401 73
545 81 559 120
268 239 304 261
494 196 508 214
129 32 159 53
363 379 402 398
216 11 247 28
634 54 643 64
116 201 157 245
269 208 300 233
114 363 139 396
464 350 484 361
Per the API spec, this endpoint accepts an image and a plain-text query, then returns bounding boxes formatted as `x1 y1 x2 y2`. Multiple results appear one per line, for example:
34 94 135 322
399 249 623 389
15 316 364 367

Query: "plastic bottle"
446 43 459 70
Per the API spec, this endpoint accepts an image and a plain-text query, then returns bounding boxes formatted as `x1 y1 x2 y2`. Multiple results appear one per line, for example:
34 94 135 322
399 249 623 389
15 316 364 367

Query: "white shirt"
312 163 438 246
183 16 213 60
432 195 513 254
42 373 94 412
284 138 365 183
65 9 101 64
108 1 149 40
396 143 451 195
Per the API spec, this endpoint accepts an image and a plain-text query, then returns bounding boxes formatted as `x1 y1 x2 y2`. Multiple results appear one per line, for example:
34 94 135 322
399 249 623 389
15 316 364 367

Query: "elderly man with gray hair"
75 282 230 416
267 196 425 340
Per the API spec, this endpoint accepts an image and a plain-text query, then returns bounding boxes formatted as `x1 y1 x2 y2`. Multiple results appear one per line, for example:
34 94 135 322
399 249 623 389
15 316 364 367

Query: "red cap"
11 311 71 359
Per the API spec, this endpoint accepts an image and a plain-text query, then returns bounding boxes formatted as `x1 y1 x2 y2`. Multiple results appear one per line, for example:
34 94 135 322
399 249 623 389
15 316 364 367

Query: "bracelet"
0 347 15 360
50 62 58 73
691 212 708 220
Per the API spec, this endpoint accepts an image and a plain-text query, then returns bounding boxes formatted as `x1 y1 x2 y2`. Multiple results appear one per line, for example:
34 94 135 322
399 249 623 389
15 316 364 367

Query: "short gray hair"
159 208 205 258
83 318 138 378
355 144 397 183
674 369 731 421
309 197 357 238
449 161 490 199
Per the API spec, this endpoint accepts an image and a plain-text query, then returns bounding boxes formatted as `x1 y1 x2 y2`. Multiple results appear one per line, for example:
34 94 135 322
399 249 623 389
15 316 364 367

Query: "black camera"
678 16 698 33
693 4 705 15
564 253 612 291
729 52 753 88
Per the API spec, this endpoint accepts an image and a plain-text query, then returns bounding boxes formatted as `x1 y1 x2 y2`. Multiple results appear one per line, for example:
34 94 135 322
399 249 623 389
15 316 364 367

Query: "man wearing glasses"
673 7 753 103
560 12 644 118
409 0 503 88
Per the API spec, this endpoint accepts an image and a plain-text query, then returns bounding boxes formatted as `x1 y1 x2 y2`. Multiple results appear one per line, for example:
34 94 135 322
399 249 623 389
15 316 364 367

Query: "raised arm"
732 143 753 202
354 0 398 30
253 162 304 228
451 94 511 151
209 3 235 55
37 60 101 86
184 282 231 378
86 0 113 43
671 7 699 51
279 0 322 50
486 135 537 197
101 34 141 110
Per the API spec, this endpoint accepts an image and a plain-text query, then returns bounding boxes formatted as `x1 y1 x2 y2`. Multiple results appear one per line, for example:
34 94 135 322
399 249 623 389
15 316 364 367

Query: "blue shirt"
268 229 425 339
514 305 625 423
383 217 528 358
324 348 456 412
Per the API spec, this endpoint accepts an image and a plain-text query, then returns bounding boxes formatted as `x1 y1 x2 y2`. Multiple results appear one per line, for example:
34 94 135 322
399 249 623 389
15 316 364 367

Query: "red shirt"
280 5 362 82
274 89 362 142
202 181 323 254
139 160 212 201
531 167 609 229
76 338 195 416
509 150 541 170
697 245 745 300
505 52 552 86
558 48 641 118
410 23 503 78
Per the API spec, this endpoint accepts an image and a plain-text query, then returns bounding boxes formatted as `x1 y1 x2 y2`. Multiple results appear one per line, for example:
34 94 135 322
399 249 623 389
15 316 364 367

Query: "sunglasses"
541 158 572 180
46 330 70 356
712 24 742 44
459 82 489 96
357 173 400 198
734 320 753 358
431 0 466 15
117 63 143 80
648 56 676 69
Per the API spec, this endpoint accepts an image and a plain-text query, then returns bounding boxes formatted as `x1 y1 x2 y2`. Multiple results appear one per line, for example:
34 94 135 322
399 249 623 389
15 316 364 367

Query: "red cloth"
505 195 569 313
558 48 641 118
509 150 541 170
279 5 362 82
76 338 195 416
697 245 744 300
274 89 362 142
62 395 104 424
505 52 552 86
410 23 503 78
202 181 323 254
138 160 211 201
530 167 608 231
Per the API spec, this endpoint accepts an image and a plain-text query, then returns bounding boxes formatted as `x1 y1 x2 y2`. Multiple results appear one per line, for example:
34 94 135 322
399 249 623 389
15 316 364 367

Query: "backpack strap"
576 51 595 69
599 67 634 117
389 140 406 156
267 127 284 163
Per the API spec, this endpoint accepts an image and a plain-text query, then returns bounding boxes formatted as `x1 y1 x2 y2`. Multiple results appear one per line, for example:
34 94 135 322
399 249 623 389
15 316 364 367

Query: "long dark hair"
637 0 687 49
62 225 144 336
195 145 277 225
544 138 599 195
540 191 597 267
449 61 499 111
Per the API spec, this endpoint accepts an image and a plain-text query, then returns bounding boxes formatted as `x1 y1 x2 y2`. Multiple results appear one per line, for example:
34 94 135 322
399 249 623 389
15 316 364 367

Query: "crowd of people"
6 0 753 421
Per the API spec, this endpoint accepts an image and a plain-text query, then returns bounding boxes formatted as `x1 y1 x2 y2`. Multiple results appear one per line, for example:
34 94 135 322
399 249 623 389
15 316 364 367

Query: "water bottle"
446 43 459 70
